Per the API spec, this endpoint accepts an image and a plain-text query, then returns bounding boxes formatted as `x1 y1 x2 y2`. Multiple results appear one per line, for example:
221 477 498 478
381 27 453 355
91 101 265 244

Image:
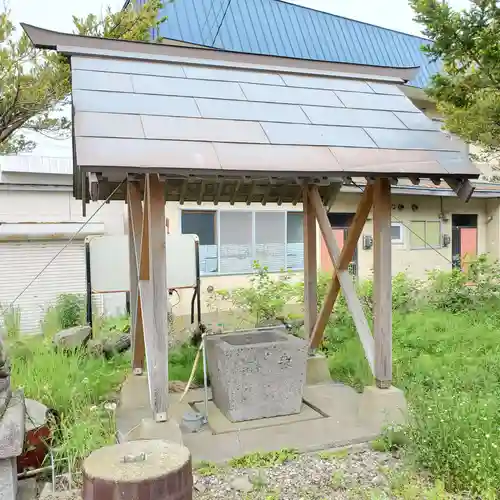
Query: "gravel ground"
31 446 466 499
193 448 407 500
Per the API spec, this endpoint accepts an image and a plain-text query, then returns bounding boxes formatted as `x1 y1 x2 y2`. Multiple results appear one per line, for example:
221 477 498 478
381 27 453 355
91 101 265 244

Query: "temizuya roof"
23 24 479 204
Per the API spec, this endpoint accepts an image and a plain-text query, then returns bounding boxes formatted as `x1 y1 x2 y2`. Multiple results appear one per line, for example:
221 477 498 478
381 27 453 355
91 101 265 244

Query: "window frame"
409 220 443 250
180 207 304 276
180 209 217 246
390 222 404 245
180 209 218 274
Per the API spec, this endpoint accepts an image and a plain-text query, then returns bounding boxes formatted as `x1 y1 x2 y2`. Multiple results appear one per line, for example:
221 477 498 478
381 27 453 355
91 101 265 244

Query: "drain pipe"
201 332 209 424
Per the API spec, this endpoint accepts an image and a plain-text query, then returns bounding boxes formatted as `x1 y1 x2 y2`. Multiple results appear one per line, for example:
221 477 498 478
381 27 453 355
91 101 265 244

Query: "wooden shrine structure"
23 24 479 422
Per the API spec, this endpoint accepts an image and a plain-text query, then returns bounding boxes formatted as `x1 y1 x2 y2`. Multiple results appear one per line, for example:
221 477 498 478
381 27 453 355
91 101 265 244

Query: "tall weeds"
218 256 500 495
318 256 500 496
9 338 129 471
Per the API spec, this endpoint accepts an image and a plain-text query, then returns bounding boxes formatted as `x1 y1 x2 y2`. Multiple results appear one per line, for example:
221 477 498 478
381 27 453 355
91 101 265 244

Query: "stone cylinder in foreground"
82 439 192 500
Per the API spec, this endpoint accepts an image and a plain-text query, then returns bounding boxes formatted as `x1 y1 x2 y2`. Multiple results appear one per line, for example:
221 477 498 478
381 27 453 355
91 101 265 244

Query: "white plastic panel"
89 233 198 293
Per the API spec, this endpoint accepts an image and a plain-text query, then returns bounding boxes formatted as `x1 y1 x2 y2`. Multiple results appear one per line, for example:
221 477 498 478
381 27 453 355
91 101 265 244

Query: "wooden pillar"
139 174 168 422
127 181 145 375
303 186 317 339
373 178 392 388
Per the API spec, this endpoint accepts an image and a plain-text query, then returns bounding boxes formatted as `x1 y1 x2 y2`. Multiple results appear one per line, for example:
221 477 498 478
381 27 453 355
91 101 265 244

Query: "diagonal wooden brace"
127 181 146 375
309 184 374 350
308 186 375 375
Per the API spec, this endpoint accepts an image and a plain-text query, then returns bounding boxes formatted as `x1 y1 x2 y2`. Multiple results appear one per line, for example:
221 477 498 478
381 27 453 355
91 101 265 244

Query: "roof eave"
21 23 419 84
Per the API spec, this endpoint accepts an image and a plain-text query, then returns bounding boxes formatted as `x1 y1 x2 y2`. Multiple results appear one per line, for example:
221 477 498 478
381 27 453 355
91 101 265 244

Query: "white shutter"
255 212 286 272
0 240 87 334
286 213 304 270
219 211 253 274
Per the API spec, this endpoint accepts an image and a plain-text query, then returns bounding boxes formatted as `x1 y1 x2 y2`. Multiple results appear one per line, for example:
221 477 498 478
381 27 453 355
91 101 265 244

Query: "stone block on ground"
206 328 307 422
306 353 332 385
53 326 91 350
0 377 10 396
0 387 11 418
0 457 17 500
16 478 37 500
24 399 48 432
121 418 183 445
230 476 253 493
0 390 25 459
0 390 25 500
358 385 407 433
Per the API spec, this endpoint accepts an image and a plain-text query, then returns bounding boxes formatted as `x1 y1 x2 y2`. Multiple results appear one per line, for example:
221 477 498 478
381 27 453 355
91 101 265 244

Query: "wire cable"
211 0 233 46
350 179 453 265
9 179 126 308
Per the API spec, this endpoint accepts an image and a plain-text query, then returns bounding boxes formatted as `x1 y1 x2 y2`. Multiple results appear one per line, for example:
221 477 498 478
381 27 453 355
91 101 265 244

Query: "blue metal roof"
158 0 440 89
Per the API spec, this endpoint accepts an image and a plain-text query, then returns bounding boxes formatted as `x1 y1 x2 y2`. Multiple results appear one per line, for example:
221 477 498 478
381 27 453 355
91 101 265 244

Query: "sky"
8 0 472 156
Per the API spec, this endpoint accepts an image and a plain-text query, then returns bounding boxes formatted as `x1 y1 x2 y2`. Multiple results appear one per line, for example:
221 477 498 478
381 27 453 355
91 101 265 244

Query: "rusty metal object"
82 439 193 500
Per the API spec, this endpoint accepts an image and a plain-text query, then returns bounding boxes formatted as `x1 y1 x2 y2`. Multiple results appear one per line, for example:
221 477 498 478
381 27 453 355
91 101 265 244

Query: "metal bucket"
181 411 204 433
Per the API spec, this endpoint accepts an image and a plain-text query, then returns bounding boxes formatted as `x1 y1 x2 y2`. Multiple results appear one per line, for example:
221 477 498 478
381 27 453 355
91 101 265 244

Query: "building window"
220 211 253 274
286 213 304 271
181 210 304 275
391 223 404 244
409 221 442 250
181 211 218 274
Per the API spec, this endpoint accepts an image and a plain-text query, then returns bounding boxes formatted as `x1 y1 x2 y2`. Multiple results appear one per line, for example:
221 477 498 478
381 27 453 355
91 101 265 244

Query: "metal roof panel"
21 25 478 204
157 0 441 88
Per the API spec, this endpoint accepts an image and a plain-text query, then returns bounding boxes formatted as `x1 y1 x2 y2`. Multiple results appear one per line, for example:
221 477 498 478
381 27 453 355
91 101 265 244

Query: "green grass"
228 449 299 468
10 337 130 470
323 307 500 497
8 330 200 472
169 342 203 383
195 460 225 476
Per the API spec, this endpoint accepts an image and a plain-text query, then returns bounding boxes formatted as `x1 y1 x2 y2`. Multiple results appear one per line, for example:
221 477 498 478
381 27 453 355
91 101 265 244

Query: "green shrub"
422 255 500 313
54 293 86 330
217 261 295 326
392 272 421 312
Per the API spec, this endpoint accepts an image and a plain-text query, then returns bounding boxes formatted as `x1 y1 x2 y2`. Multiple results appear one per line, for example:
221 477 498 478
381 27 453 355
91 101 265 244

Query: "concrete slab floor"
193 401 322 434
116 375 407 464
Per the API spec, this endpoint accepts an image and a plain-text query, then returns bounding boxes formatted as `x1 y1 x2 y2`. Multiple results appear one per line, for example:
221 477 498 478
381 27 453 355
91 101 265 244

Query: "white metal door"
0 240 87 334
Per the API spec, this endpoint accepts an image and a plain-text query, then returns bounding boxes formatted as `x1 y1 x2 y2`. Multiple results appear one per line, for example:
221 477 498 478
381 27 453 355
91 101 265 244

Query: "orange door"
460 227 477 273
320 229 345 272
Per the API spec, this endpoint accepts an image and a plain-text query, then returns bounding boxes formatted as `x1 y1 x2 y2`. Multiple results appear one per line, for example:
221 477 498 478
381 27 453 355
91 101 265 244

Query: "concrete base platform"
306 353 331 385
116 374 407 464
193 401 322 434
116 375 183 445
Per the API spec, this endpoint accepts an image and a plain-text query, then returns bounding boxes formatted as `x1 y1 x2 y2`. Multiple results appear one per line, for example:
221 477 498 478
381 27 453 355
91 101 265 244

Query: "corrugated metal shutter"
219 211 253 274
255 212 286 272
0 240 87 334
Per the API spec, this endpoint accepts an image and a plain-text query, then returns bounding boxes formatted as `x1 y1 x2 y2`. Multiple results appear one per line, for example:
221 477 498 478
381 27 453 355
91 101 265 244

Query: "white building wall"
0 158 129 331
